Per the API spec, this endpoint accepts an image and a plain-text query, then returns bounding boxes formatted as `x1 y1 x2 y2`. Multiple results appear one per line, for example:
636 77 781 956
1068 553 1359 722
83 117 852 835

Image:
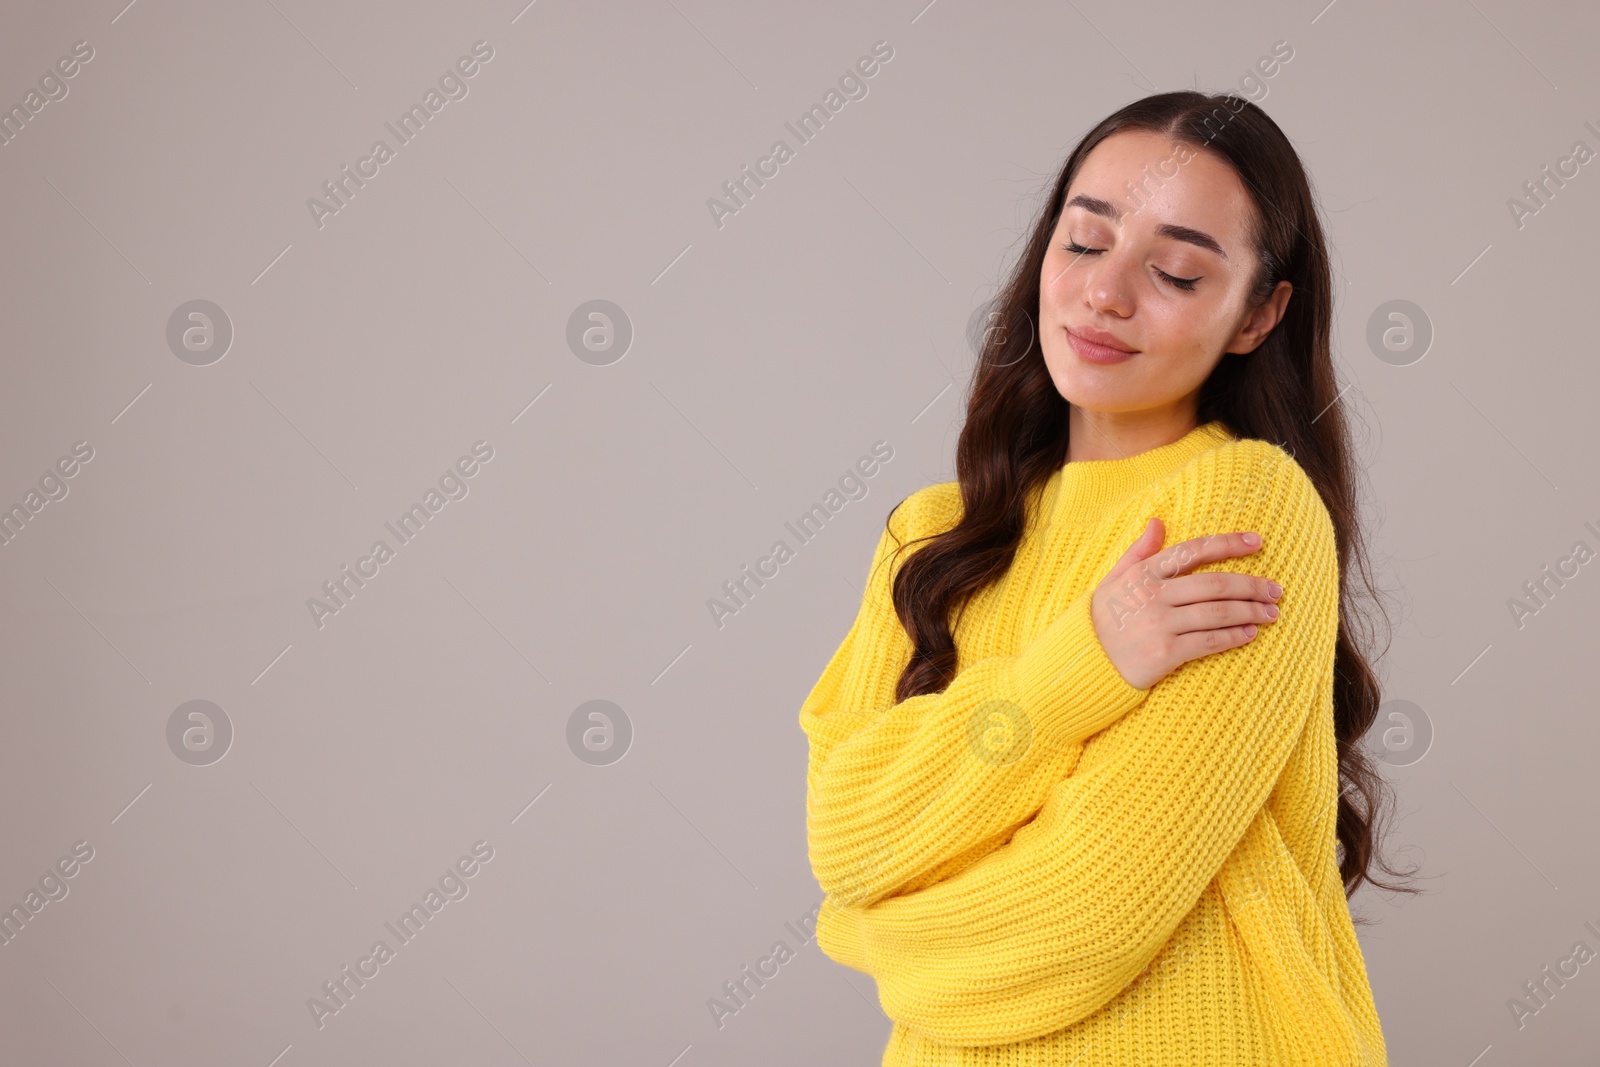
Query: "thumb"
1106 516 1165 581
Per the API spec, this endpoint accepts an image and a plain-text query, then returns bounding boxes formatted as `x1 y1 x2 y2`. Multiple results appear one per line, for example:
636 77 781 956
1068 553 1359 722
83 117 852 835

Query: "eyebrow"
1064 194 1228 259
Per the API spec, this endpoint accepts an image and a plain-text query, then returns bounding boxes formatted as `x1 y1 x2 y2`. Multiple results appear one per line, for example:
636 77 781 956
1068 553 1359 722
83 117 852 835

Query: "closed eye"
1063 241 1201 292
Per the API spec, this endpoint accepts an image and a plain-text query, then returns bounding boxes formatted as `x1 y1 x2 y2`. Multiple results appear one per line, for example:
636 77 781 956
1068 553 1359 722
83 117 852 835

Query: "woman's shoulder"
1202 432 1294 474
886 479 963 543
1161 434 1334 548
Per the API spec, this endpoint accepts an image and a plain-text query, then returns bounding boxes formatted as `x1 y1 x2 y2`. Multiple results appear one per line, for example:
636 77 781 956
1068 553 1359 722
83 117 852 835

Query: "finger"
1104 516 1165 583
1145 531 1261 582
1157 571 1282 608
1168 597 1280 635
1168 622 1262 665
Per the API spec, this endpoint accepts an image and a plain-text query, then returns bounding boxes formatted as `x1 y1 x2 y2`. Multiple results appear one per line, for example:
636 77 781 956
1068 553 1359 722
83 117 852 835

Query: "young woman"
799 91 1415 1065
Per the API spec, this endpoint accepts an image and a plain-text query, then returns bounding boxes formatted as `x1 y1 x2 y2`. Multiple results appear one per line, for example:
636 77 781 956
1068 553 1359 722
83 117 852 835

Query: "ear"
1227 280 1293 355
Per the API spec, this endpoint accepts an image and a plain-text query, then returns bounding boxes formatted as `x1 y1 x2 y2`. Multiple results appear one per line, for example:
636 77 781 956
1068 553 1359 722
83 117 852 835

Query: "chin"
1045 361 1128 400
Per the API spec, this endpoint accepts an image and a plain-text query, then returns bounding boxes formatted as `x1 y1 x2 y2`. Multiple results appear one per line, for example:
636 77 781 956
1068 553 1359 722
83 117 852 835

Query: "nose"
1076 252 1135 319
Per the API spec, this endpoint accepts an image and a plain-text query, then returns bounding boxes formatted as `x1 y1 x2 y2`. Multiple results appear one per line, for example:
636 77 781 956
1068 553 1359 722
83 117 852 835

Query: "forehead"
1063 129 1253 249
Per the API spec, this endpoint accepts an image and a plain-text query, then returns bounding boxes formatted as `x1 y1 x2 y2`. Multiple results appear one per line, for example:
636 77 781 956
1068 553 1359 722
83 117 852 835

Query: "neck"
1065 404 1203 464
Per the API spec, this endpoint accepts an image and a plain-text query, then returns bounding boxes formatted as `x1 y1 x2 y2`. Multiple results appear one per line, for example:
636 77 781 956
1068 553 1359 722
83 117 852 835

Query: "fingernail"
1268 581 1282 598
1242 532 1260 546
1264 604 1279 619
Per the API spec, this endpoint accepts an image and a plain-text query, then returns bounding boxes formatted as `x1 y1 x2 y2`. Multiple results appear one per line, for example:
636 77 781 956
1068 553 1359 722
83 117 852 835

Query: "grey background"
1 0 1596 1064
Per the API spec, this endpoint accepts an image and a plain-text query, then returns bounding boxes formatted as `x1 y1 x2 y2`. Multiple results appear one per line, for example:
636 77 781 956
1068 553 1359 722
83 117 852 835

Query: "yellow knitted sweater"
799 420 1387 1065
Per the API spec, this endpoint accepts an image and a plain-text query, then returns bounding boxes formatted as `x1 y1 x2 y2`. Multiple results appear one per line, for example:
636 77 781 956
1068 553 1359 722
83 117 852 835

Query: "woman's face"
1038 128 1291 418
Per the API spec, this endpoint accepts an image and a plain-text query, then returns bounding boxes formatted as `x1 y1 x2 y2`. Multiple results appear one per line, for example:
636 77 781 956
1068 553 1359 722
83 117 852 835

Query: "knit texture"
799 421 1387 1066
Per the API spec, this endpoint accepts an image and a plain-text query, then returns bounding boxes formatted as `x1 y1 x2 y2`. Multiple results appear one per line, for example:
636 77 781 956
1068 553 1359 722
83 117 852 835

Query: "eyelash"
1062 241 1201 292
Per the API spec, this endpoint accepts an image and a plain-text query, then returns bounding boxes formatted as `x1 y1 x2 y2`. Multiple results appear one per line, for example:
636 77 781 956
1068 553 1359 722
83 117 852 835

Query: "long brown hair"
885 91 1416 904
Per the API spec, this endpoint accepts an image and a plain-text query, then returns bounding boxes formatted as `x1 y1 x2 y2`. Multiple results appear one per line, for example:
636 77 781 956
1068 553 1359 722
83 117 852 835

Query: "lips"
1065 325 1138 364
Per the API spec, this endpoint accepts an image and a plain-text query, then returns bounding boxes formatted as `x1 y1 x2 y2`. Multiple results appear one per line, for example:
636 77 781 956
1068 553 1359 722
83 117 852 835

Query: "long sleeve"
801 486 1150 909
821 447 1341 1046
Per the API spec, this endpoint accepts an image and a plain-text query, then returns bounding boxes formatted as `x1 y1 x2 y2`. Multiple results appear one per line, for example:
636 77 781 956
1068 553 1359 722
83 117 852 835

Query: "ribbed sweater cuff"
1010 587 1149 746
816 895 869 972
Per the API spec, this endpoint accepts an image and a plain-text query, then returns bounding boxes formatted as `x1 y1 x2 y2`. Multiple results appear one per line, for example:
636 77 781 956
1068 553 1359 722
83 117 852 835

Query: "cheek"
1142 296 1230 360
1038 257 1070 306
1038 265 1091 334
1142 304 1193 354
1039 244 1087 291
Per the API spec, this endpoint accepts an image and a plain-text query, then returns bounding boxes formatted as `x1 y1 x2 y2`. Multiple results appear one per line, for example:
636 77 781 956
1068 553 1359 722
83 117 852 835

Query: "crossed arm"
800 494 1151 908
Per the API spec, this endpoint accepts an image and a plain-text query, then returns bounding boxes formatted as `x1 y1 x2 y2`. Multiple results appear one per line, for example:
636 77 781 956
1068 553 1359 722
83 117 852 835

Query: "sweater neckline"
1047 420 1237 526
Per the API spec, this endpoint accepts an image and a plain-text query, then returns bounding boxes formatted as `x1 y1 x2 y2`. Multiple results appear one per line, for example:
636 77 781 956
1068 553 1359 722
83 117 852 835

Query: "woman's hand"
1091 517 1283 691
